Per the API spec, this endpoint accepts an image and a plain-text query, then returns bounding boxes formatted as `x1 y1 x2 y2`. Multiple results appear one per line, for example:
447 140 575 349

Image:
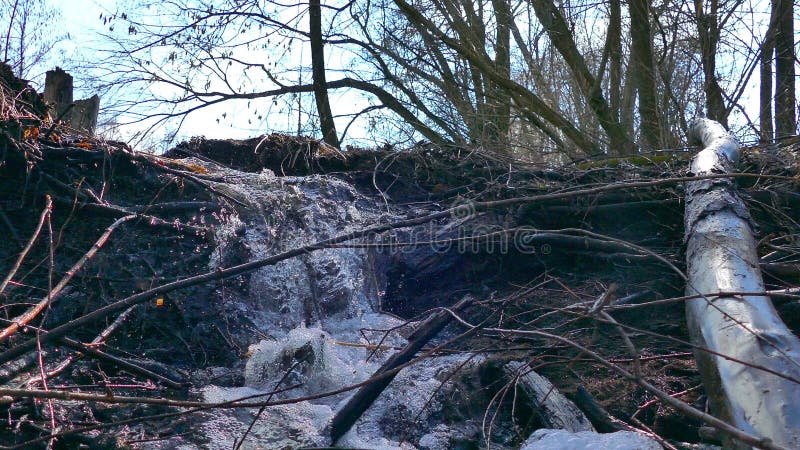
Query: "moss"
576 153 692 170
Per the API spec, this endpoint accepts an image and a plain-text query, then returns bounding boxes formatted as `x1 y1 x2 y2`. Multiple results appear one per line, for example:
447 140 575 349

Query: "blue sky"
48 0 272 146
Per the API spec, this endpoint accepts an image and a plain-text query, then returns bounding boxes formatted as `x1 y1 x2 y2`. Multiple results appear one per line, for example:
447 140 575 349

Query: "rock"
520 429 662 450
418 424 480 450
191 366 244 387
205 167 391 335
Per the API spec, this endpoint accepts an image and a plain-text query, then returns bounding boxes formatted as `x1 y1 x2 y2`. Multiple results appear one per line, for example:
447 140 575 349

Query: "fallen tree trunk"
329 295 473 443
684 118 800 449
503 362 594 432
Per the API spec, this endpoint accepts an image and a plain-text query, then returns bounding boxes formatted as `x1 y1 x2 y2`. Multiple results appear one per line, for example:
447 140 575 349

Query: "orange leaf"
23 127 39 140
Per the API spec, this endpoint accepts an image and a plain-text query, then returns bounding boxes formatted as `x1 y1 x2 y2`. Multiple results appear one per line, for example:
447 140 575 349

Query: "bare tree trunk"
608 0 622 122
628 0 661 149
17 6 26 78
694 0 727 126
760 18 775 143
309 0 339 148
685 118 800 449
620 53 636 137
3 0 20 64
469 64 488 141
489 0 511 146
773 0 796 138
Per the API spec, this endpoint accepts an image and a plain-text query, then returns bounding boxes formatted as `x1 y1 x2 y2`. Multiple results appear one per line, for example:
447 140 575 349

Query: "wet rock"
338 354 489 449
204 166 393 338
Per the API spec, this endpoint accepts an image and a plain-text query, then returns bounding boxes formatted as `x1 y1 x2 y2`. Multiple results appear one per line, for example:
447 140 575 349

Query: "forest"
0 0 798 449
0 0 796 155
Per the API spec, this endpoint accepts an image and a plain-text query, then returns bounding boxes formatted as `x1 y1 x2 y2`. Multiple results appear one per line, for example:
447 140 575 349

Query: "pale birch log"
504 361 594 432
685 118 800 449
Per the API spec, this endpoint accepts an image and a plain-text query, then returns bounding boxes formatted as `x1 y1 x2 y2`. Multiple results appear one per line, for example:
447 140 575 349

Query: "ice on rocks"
193 385 332 449
244 326 365 401
206 169 393 334
520 429 662 450
337 427 417 450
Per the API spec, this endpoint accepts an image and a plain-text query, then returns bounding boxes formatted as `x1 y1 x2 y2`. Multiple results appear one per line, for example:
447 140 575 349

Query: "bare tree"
694 0 727 126
759 5 776 143
608 0 622 123
0 0 64 79
309 0 339 147
629 0 662 148
773 0 796 138
488 0 511 146
529 0 634 153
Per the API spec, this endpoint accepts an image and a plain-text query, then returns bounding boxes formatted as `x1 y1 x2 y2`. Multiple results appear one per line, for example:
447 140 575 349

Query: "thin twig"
0 215 136 342
632 384 702 420
234 359 305 449
0 196 52 296
40 195 57 448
